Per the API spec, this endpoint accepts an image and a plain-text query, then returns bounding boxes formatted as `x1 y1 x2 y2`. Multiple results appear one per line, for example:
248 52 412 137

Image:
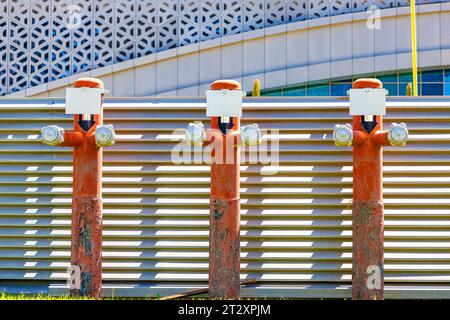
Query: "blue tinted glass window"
331 83 352 96
262 89 282 96
377 74 397 82
284 86 306 96
444 69 450 82
259 69 448 98
307 84 329 96
384 83 398 96
399 83 408 96
445 83 450 95
421 70 443 82
399 73 413 82
422 83 443 96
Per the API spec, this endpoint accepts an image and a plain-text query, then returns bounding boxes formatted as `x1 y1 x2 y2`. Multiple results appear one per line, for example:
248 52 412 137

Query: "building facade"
1 0 450 98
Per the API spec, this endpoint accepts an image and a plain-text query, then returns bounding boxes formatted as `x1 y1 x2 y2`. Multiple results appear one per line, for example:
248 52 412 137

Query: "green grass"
0 292 154 300
0 292 307 300
1 293 90 300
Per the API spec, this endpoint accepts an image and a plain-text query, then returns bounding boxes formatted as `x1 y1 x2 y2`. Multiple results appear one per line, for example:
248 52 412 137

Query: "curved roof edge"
6 3 449 98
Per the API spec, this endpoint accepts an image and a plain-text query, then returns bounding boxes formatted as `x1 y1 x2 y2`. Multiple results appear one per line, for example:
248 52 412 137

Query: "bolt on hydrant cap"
211 79 241 91
352 78 383 89
74 77 104 89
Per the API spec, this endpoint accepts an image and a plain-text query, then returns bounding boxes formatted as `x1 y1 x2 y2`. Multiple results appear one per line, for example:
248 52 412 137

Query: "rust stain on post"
70 197 102 298
352 201 384 300
209 198 240 299
212 198 227 220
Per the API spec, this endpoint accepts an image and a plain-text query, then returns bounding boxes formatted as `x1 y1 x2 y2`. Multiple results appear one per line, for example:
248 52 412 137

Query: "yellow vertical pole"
410 0 419 96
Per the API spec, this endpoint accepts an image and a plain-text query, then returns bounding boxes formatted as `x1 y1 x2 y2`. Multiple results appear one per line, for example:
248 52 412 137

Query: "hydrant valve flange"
333 124 353 147
241 123 262 146
95 124 116 147
185 122 206 146
388 122 408 147
41 125 65 146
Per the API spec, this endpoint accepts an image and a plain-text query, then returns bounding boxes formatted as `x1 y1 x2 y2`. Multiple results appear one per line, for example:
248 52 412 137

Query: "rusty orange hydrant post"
185 80 261 299
40 78 116 298
209 80 241 299
333 78 408 300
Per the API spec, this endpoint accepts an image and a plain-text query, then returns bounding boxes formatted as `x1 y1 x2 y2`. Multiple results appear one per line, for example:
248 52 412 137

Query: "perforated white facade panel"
0 0 446 96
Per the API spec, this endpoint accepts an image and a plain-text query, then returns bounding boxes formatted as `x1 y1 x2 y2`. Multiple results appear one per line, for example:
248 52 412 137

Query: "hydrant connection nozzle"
388 122 408 147
241 123 262 146
333 124 353 147
95 124 116 147
185 122 206 146
41 125 65 146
